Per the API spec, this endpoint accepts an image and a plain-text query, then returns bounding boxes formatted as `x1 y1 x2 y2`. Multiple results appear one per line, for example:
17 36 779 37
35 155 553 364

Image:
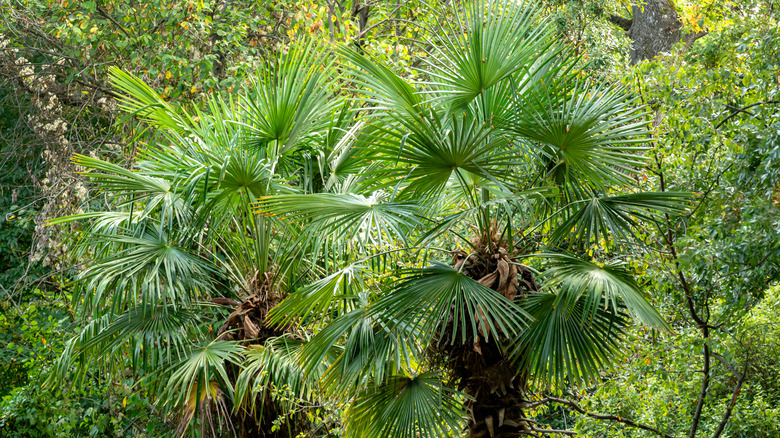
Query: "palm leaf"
344 371 466 438
81 304 199 369
302 302 420 396
515 291 628 387
372 263 530 345
339 47 425 125
73 154 182 218
234 337 324 415
74 225 218 313
549 191 692 246
163 340 244 414
256 192 423 247
241 40 337 155
421 0 554 111
266 265 368 327
503 78 652 187
108 67 193 133
539 253 668 328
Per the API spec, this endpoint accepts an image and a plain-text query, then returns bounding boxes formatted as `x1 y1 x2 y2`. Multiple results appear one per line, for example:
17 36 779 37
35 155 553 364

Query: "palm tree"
52 1 688 437
50 41 345 436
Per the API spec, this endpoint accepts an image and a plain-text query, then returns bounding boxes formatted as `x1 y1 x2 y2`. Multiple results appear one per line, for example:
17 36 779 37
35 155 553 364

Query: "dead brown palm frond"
176 380 235 438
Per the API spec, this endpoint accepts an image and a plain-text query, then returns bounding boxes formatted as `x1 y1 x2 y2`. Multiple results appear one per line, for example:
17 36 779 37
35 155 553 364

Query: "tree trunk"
351 0 370 47
445 231 540 438
434 315 532 438
610 0 705 64
464 353 531 438
629 0 682 64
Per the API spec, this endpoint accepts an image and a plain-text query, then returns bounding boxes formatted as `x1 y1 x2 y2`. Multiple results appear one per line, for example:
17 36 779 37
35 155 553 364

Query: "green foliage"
344 372 466 438
0 290 167 438
0 291 67 395
45 1 676 435
575 285 780 437
567 3 780 436
629 2 780 318
1 374 169 438
0 85 42 291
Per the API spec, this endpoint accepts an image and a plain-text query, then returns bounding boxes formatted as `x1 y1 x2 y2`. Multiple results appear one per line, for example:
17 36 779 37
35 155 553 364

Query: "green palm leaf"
302 303 419 396
549 191 692 246
242 40 337 155
339 47 425 125
539 254 668 328
421 0 554 111
266 265 368 327
75 226 217 313
80 304 198 368
515 291 627 387
256 192 423 246
163 340 244 414
344 371 466 438
372 263 530 345
73 154 182 219
234 337 324 415
504 78 652 187
108 66 193 133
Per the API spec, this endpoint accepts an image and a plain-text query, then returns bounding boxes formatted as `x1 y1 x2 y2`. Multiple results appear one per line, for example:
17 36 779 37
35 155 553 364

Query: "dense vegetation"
1 0 778 437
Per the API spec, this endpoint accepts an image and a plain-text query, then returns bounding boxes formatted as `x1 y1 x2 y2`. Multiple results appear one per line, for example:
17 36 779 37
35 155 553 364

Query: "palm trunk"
463 344 531 438
214 287 293 437
445 228 540 437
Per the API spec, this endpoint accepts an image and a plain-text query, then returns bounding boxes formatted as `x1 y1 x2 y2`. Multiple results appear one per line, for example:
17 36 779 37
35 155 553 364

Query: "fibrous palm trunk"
440 227 539 438
212 270 298 438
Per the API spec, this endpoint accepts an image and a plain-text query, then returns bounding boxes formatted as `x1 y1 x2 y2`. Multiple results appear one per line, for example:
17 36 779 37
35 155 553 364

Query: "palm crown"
52 1 687 437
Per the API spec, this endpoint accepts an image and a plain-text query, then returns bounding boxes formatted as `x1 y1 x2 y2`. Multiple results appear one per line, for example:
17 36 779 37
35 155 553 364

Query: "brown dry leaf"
243 314 260 339
475 304 490 342
496 259 510 291
210 297 241 307
477 271 499 288
498 263 519 301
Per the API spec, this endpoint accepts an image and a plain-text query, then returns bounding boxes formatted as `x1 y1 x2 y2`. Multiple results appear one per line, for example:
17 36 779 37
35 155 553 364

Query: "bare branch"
608 14 633 31
711 353 751 438
714 100 780 130
531 396 672 438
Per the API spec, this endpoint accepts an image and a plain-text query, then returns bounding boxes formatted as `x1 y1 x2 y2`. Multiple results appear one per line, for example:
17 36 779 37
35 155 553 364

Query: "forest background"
0 0 779 437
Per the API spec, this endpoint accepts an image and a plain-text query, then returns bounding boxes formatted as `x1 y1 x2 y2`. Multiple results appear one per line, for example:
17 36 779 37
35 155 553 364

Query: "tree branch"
714 100 780 130
96 5 132 39
532 397 672 438
654 152 711 438
711 353 750 438
519 427 577 436
608 14 633 31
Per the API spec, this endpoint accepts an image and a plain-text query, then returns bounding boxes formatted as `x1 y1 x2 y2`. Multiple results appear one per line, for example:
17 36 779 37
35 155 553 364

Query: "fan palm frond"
515 291 628 387
344 371 466 438
549 191 692 246
108 66 194 133
256 192 423 247
504 78 652 187
73 154 186 221
164 340 244 413
539 254 668 328
74 225 218 313
422 0 554 111
242 40 338 155
372 263 530 345
234 337 324 415
266 265 368 327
